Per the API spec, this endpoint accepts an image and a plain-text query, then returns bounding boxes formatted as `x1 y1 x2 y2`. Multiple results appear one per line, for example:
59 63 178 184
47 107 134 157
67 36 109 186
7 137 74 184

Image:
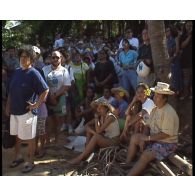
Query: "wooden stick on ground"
156 161 176 176
168 153 192 176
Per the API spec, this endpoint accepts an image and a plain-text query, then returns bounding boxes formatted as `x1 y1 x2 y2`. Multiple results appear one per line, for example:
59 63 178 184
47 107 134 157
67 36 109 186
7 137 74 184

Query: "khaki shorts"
48 95 66 116
10 111 37 140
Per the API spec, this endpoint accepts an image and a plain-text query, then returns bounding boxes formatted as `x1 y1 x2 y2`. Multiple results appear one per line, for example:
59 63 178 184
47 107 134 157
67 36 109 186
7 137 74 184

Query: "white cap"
32 46 41 54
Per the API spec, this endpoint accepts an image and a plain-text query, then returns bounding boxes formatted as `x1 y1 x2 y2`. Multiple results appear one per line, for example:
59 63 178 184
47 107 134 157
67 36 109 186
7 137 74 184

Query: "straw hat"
111 87 129 98
150 82 175 95
90 99 115 113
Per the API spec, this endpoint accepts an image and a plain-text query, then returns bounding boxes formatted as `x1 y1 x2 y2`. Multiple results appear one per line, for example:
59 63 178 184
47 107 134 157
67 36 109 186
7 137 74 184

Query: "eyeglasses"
52 56 60 60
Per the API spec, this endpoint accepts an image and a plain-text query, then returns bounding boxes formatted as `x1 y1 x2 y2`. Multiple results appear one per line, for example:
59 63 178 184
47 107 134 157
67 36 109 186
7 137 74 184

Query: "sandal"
10 158 24 168
22 163 35 173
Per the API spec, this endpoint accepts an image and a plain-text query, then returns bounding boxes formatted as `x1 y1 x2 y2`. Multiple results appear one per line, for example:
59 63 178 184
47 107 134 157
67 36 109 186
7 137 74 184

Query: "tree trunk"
147 20 170 83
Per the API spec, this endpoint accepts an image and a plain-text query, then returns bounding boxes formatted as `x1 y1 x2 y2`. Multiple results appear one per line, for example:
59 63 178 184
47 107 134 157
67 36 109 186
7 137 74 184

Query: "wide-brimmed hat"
90 99 115 113
150 82 175 95
111 87 129 98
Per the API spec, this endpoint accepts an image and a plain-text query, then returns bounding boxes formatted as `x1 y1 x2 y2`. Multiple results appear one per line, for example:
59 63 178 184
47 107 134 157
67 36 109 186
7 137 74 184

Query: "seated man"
125 82 179 176
97 86 115 104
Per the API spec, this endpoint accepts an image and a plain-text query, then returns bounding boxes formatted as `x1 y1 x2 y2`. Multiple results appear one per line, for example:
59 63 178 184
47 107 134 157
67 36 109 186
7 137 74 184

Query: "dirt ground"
2 97 192 176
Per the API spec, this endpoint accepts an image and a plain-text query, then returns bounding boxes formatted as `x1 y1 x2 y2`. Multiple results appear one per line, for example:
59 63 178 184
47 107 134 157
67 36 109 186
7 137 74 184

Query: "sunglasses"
52 56 60 60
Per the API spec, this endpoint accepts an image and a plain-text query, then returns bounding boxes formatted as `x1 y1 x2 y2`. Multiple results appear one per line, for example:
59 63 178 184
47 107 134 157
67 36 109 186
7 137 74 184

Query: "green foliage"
2 20 146 50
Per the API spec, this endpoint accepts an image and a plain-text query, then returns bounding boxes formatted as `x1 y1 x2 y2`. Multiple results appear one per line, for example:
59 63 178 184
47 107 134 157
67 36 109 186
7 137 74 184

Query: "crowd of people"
2 21 192 175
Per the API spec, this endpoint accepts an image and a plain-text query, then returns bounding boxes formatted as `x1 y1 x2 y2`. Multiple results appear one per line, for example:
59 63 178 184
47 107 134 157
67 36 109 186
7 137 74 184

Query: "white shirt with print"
42 65 71 94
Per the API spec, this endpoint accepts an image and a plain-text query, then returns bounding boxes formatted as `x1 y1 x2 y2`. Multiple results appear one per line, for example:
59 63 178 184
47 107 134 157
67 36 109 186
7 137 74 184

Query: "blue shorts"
146 142 177 161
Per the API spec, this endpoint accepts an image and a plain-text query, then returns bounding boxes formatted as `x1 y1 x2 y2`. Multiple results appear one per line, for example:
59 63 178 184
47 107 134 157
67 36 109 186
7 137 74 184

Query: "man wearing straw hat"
125 82 179 175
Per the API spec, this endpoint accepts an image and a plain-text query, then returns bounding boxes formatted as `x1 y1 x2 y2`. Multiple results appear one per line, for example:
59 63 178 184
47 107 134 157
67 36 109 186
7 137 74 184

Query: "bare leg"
53 115 61 144
85 126 95 145
69 134 113 164
27 138 36 164
37 134 45 157
45 117 52 145
14 136 22 160
126 133 142 164
127 150 156 176
123 115 131 132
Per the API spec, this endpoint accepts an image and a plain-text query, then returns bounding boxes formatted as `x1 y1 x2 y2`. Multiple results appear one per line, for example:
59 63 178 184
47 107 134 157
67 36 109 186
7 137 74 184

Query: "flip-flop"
10 159 24 168
22 163 35 173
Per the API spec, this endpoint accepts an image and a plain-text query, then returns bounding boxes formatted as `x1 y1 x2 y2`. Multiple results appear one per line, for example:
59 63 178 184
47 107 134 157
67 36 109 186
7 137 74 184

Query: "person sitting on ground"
120 83 155 142
111 87 129 131
97 86 116 105
68 100 120 165
125 82 179 176
73 86 96 135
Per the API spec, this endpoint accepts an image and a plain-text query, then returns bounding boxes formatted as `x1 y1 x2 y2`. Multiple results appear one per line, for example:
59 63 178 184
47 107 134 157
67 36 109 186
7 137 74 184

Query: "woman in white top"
69 100 120 165
120 82 155 141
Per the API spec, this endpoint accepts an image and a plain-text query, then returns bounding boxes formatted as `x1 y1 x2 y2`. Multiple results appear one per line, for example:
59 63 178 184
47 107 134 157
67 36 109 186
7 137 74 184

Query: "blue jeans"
121 69 137 92
113 75 123 88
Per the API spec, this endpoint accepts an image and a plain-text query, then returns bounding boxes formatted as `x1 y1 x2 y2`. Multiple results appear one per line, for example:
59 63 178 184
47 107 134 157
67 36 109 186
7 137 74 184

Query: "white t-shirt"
119 37 139 50
141 98 156 122
42 65 71 94
142 98 155 115
53 38 65 49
